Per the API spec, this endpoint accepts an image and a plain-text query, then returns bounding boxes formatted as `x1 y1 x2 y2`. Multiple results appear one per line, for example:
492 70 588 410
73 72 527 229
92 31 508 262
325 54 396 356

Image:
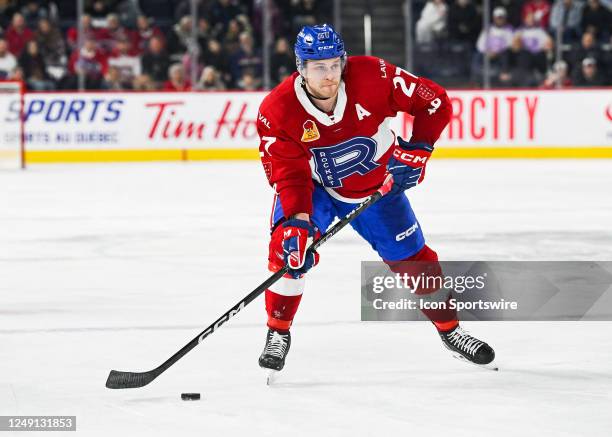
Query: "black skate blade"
481 360 499 371
475 360 499 371
451 352 499 371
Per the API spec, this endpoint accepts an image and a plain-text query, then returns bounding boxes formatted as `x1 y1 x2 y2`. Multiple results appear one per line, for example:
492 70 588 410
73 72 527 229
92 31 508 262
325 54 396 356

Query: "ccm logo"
393 149 428 165
396 223 419 241
197 301 245 343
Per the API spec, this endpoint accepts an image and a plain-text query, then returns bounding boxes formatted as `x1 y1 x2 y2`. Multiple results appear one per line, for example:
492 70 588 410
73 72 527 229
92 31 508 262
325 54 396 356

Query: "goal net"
0 80 25 169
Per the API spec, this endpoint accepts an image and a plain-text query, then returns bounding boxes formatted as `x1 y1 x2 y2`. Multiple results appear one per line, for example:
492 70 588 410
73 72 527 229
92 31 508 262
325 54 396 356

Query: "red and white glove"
282 219 319 278
268 218 320 279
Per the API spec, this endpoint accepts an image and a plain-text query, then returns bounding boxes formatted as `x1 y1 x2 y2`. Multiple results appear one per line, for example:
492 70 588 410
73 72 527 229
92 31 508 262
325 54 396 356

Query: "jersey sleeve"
257 110 314 218
385 62 452 147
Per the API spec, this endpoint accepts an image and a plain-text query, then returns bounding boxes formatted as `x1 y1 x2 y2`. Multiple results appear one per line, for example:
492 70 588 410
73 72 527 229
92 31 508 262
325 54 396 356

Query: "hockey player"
256 24 495 373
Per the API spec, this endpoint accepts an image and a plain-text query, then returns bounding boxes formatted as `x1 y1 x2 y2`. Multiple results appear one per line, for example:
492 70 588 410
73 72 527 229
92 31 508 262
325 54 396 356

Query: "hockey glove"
282 218 320 279
386 137 433 195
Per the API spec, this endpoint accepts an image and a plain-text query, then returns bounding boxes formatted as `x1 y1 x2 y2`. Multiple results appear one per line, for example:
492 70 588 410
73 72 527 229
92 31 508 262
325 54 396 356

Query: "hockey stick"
105 182 392 389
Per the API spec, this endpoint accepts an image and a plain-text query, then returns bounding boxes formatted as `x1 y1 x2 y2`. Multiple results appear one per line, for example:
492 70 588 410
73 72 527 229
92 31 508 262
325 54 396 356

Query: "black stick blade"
105 369 159 389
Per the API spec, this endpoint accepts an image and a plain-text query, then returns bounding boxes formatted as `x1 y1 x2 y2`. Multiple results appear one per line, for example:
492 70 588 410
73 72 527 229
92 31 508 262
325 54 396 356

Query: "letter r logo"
310 137 380 188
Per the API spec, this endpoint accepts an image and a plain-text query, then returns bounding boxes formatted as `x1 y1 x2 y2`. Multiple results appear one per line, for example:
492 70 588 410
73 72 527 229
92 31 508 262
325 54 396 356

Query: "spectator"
132 73 156 90
0 38 17 79
35 18 66 69
522 0 551 28
20 1 55 29
237 70 260 90
115 0 140 27
235 14 253 36
223 18 243 55
519 12 552 53
209 0 243 36
416 0 448 44
98 13 134 53
474 7 514 83
196 66 226 90
532 33 556 75
5 13 34 56
447 0 481 44
291 0 319 34
11 66 25 82
108 38 140 87
133 15 164 54
581 0 612 40
270 37 294 85
197 17 213 48
498 34 537 86
181 18 214 80
569 31 603 72
19 39 54 90
163 63 191 91
67 39 108 89
66 14 101 51
229 32 262 85
167 15 193 61
573 57 606 85
493 0 525 27
174 0 210 22
201 38 230 84
86 0 120 20
540 59 573 87
477 7 514 56
101 65 124 89
550 0 584 42
252 0 283 40
141 36 170 85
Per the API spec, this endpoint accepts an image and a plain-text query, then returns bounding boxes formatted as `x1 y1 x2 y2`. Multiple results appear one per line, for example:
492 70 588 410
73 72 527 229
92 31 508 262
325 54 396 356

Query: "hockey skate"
439 325 498 370
259 328 291 384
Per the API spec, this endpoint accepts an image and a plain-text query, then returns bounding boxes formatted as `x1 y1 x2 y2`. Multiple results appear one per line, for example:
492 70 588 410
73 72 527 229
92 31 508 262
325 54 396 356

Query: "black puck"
181 393 201 401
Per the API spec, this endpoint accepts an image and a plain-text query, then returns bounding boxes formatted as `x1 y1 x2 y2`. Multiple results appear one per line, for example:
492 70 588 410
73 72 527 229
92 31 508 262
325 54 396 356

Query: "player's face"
303 57 342 99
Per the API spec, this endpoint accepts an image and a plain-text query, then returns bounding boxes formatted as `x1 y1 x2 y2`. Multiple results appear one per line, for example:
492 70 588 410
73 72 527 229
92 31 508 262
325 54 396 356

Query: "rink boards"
2 88 610 163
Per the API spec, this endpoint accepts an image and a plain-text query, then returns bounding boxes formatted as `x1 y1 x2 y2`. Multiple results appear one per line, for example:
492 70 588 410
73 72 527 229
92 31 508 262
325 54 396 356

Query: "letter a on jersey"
301 120 320 142
355 103 371 121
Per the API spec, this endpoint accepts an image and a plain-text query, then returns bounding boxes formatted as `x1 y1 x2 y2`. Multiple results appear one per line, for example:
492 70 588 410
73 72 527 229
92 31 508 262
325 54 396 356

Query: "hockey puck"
181 393 201 401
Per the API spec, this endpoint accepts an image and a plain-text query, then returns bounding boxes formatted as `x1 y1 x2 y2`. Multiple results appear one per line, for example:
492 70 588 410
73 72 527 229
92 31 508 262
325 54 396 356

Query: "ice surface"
1 160 612 436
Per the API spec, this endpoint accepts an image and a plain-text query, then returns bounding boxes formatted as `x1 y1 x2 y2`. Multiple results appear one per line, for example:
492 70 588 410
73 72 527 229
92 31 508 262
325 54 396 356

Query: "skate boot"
258 328 291 371
439 325 497 368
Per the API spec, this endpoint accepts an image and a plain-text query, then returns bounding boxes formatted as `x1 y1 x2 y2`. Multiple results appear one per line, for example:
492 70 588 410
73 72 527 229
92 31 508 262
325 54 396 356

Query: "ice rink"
1 160 612 436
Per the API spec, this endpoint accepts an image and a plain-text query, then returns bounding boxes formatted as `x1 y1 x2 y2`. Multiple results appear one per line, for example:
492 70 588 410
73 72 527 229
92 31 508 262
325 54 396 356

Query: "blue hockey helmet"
294 24 346 71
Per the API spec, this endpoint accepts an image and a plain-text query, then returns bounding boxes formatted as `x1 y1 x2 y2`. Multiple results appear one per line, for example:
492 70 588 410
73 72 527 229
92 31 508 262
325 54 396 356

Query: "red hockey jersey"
257 56 451 218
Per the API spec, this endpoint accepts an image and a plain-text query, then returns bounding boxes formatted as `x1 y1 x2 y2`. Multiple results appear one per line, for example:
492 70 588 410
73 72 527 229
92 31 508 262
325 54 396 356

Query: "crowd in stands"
0 0 331 91
0 0 609 91
414 0 612 87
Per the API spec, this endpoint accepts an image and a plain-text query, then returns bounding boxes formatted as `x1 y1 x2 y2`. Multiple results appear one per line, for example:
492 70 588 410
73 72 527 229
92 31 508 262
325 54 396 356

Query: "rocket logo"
310 136 379 188
301 120 320 142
